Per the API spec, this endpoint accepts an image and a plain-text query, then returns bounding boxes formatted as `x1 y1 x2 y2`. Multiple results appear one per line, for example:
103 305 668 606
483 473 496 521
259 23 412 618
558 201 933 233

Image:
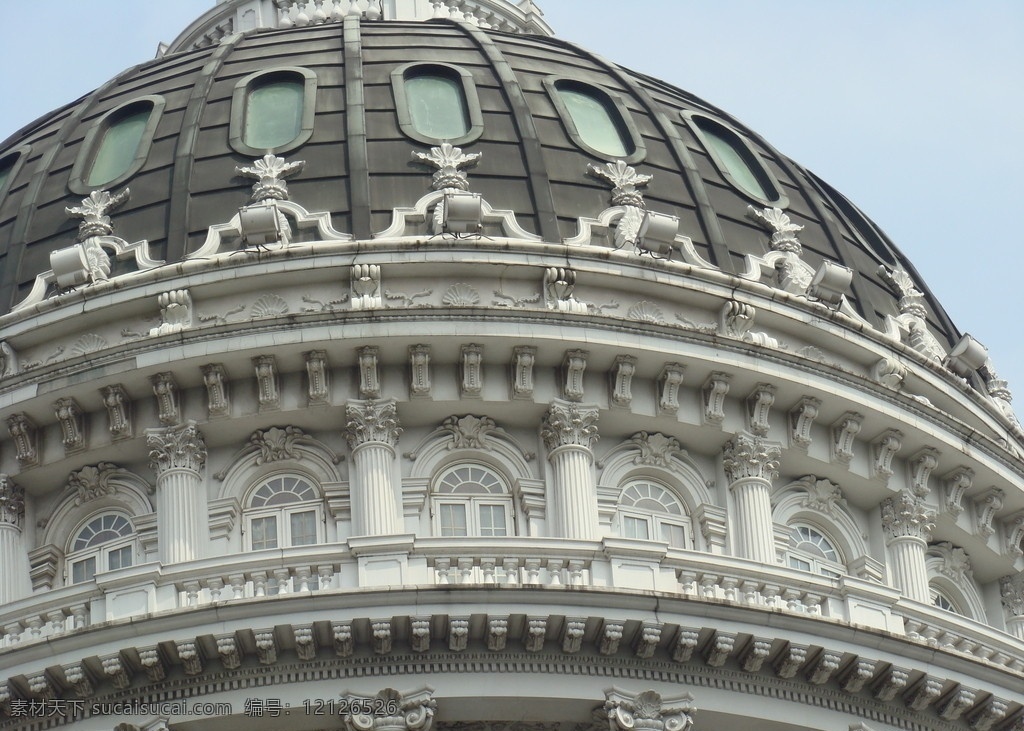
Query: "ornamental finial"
66 188 130 240
236 154 305 202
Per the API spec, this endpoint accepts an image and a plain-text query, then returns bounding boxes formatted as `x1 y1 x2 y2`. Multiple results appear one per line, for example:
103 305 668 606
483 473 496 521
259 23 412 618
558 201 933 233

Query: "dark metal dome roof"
0 19 960 347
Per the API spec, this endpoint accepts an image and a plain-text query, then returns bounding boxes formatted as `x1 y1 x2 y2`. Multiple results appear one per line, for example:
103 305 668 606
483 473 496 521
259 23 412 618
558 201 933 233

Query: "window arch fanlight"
546 77 645 164
787 524 845 578
68 96 165 194
683 111 788 207
431 463 513 537
229 67 318 156
616 479 692 549
0 146 29 204
244 474 324 550
930 586 963 615
66 512 137 584
392 62 484 146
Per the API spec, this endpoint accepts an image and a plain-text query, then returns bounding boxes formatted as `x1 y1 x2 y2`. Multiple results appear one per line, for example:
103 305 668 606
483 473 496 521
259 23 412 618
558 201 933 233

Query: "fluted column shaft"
723 433 781 564
541 400 599 540
999 574 1024 640
147 422 209 564
345 399 402 536
0 476 31 603
882 491 934 603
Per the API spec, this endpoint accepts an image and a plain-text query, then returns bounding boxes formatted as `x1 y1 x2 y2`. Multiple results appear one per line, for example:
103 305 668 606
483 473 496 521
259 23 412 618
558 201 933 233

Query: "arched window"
230 68 317 156
245 474 323 550
69 96 164 193
432 464 513 537
547 79 644 162
67 513 136 584
930 587 962 615
787 525 844 578
685 112 788 207
392 63 483 145
616 480 691 548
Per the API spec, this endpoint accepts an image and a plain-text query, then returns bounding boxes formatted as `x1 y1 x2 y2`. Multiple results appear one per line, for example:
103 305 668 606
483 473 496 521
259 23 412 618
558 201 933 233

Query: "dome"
0 2 1022 731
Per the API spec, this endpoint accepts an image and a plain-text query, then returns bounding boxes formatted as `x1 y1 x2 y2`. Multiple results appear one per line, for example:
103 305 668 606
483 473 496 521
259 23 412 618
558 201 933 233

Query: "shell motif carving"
71 334 109 357
250 294 289 319
442 283 481 307
627 301 666 324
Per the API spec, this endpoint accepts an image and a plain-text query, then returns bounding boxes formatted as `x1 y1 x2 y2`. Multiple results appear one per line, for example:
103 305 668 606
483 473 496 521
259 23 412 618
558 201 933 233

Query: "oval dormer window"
547 79 644 163
69 97 164 193
392 63 483 145
686 112 787 206
230 68 317 156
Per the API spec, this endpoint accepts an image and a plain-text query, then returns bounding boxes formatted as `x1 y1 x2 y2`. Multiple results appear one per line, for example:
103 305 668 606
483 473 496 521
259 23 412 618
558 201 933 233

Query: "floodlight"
238 202 282 245
807 260 854 307
635 210 678 259
50 245 91 289
944 333 989 377
442 191 483 234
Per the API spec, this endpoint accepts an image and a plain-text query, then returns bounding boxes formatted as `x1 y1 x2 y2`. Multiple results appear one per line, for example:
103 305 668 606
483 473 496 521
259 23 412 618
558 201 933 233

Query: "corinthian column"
0 476 31 603
146 421 209 564
881 491 934 603
541 399 599 540
345 399 402 536
722 432 781 564
999 573 1024 640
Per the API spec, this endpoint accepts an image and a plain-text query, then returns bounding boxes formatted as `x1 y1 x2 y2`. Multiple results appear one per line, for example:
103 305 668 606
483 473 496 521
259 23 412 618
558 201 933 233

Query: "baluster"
347 0 362 16
207 578 225 603
722 577 739 602
274 568 292 594
330 0 345 21
448 0 466 22
762 583 781 609
741 580 761 605
4 623 21 643
184 580 201 607
431 0 448 19
546 559 564 586
524 558 542 585
481 558 496 584
366 0 382 20
295 567 312 592
228 573 246 600
294 0 311 25
275 0 296 27
700 574 719 599
457 558 475 584
783 588 803 613
435 558 452 584
46 610 66 635
502 558 520 585
568 559 586 586
312 0 328 23
71 605 89 630
317 564 334 590
252 571 269 597
26 616 43 638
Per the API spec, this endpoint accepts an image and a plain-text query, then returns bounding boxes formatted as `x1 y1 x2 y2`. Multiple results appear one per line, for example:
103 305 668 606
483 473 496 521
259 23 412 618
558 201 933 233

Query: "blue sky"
2 0 1022 399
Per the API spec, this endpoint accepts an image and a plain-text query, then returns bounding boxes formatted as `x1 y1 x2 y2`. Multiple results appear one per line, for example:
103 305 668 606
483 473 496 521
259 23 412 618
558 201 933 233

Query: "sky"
1 0 1022 399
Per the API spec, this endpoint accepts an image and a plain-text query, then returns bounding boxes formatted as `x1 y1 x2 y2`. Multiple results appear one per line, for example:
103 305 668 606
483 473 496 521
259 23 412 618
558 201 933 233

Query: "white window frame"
244 474 324 551
615 480 692 549
431 464 515 538
66 513 137 584
787 524 845 578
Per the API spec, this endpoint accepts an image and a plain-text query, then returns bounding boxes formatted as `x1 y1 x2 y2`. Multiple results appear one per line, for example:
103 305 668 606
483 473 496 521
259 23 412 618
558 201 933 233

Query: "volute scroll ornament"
342 687 436 731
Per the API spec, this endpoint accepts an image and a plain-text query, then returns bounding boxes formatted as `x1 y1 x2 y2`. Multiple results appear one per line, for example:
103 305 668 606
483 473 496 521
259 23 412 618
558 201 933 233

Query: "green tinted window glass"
695 119 771 200
87 107 151 187
405 74 470 140
245 79 305 149
558 86 631 158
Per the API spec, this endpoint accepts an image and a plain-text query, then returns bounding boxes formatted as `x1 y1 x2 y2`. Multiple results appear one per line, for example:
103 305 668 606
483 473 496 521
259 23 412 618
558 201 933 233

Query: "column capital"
0 475 25 529
881 491 934 541
541 399 600 451
605 689 695 731
1001 573 1024 617
146 421 207 475
722 431 781 483
345 399 402 448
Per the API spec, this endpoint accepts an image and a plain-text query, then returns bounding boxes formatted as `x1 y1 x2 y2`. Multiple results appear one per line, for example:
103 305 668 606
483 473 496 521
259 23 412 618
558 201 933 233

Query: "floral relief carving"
722 432 781 483
68 462 124 505
0 476 25 528
604 688 695 731
147 421 208 474
441 415 498 450
413 143 481 192
629 432 687 468
541 400 600 451
67 188 130 242
881 490 934 541
345 400 402 448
